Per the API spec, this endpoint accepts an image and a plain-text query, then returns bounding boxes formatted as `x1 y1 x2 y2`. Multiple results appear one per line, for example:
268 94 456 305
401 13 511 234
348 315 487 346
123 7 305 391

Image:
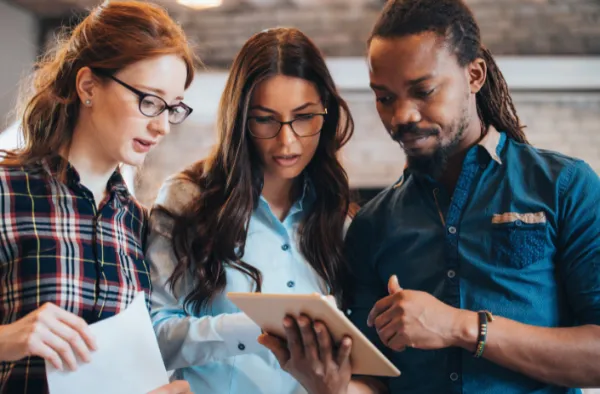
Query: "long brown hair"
370 0 528 144
2 1 197 166
161 28 355 313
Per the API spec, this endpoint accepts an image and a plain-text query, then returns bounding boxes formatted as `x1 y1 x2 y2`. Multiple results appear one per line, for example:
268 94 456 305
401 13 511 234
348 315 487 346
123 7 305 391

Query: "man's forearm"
455 311 600 387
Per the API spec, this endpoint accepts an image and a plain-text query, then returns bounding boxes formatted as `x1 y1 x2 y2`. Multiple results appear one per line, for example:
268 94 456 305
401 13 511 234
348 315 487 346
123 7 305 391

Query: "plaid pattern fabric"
0 157 151 394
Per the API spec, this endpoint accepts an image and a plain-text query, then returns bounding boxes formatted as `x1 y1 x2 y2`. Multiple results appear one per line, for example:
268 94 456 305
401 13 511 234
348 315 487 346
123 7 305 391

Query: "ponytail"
477 47 528 144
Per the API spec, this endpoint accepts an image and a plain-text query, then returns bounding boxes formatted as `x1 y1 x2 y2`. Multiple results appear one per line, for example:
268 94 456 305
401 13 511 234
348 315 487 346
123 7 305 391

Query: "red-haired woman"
0 2 196 393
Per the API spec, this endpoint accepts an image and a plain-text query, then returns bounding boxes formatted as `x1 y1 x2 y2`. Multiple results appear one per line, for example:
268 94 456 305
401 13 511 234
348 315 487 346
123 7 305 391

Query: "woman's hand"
0 303 96 370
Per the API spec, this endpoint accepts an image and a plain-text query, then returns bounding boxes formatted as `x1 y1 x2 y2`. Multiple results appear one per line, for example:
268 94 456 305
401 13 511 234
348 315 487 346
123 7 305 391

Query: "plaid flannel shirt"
0 157 151 394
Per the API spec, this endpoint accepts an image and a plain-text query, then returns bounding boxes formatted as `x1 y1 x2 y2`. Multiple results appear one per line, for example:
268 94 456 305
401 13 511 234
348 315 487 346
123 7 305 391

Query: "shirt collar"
479 125 504 165
42 155 131 203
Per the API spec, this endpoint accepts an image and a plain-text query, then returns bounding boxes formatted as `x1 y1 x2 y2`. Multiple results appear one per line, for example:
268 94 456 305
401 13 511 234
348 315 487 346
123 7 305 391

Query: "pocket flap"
491 211 546 225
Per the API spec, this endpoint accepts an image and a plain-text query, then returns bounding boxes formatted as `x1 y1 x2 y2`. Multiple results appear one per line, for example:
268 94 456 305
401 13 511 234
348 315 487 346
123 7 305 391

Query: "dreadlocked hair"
370 0 528 144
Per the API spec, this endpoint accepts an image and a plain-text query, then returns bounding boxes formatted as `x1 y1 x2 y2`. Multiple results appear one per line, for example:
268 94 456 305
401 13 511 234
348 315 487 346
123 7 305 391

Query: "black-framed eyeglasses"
247 109 327 139
92 69 193 125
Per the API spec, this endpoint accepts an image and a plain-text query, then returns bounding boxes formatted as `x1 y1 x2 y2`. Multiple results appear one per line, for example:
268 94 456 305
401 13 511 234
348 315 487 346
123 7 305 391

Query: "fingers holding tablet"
263 315 353 394
313 320 352 368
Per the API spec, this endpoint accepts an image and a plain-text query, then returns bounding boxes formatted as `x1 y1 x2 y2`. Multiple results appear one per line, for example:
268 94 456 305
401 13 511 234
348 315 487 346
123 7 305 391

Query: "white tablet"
227 292 401 377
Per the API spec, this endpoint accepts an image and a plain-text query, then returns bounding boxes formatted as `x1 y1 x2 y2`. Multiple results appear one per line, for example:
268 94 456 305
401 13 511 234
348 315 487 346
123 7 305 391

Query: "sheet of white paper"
46 292 169 394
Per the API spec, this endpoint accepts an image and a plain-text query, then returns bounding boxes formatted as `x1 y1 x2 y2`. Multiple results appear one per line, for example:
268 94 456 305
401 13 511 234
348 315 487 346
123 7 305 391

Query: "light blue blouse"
146 174 332 394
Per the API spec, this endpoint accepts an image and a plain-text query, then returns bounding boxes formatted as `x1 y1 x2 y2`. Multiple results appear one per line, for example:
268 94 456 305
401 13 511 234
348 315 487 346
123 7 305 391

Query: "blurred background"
1 0 599 207
0 1 599 391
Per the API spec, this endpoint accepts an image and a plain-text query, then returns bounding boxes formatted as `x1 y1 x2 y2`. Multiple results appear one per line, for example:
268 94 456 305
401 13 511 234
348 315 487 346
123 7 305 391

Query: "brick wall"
33 0 600 63
20 0 600 208
178 0 600 67
135 91 600 207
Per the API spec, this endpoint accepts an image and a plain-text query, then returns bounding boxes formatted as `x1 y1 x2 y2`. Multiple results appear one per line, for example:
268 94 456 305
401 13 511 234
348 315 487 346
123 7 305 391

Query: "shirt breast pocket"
491 212 549 269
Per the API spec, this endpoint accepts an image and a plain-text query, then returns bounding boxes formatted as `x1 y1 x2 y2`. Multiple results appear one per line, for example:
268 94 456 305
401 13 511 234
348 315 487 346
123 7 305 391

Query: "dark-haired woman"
146 27 354 394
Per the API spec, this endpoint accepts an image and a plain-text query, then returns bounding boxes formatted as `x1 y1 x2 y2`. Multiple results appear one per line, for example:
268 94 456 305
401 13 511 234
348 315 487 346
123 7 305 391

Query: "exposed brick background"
12 0 600 66
178 0 600 67
3 0 599 206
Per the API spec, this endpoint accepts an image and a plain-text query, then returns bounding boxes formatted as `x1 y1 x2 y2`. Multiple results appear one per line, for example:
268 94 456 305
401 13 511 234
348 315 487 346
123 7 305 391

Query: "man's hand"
367 275 475 352
258 315 352 394
147 380 192 394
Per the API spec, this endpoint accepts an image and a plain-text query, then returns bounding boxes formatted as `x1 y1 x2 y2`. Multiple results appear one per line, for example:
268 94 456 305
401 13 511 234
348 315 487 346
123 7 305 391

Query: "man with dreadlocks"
259 0 600 393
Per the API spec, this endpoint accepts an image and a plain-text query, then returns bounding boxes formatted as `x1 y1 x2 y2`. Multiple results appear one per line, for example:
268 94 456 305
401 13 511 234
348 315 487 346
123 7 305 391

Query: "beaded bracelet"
474 310 494 358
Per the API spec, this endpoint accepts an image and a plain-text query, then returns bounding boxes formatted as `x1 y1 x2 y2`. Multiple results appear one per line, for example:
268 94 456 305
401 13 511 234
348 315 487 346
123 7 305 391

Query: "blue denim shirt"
345 127 600 394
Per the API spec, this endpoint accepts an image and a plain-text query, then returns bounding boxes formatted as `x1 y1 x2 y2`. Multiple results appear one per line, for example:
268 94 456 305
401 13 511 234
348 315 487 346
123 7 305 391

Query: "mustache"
390 123 439 142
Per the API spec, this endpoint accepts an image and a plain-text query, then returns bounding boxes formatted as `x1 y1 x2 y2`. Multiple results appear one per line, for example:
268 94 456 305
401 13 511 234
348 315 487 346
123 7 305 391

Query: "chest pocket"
491 212 549 269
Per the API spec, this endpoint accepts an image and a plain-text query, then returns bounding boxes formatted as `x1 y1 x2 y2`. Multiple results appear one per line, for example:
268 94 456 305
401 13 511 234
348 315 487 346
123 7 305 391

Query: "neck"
438 118 484 193
261 172 298 221
64 120 120 206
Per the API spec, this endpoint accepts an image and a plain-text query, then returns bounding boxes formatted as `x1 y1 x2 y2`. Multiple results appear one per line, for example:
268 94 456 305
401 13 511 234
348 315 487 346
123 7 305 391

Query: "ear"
75 67 98 106
467 58 487 95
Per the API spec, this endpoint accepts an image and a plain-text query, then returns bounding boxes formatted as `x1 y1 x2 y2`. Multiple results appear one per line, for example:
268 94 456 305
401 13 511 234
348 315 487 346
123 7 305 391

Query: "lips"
273 154 301 167
132 138 157 154
400 134 428 143
134 138 155 147
398 134 435 150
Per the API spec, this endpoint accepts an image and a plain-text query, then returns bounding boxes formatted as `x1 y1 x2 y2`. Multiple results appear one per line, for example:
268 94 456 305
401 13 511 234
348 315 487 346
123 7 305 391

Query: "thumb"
388 275 403 294
258 333 290 368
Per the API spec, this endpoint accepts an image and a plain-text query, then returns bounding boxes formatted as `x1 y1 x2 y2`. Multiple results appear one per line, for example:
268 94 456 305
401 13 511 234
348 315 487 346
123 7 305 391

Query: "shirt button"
448 226 457 234
515 220 522 226
238 343 246 351
287 281 295 288
447 270 456 279
281 244 290 251
450 372 459 381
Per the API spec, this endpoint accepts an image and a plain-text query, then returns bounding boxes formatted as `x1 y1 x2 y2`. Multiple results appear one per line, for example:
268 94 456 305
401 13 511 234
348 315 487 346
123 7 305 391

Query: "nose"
149 110 170 136
391 99 421 128
277 123 299 146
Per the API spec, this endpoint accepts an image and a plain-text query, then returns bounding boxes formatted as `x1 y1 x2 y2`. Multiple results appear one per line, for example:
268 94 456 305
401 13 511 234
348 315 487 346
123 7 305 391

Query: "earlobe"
75 67 97 106
468 58 487 94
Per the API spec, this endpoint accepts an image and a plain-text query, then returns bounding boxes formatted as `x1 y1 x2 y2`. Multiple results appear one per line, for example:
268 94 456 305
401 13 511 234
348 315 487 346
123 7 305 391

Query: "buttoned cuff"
215 312 264 356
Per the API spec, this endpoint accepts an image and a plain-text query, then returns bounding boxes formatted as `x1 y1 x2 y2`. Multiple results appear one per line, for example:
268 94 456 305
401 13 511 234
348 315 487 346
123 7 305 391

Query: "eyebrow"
370 74 435 91
370 83 389 92
249 102 320 113
135 84 184 101
408 74 434 86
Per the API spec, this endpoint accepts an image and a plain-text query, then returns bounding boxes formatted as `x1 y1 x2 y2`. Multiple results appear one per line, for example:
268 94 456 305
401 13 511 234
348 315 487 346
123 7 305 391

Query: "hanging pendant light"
177 0 223 10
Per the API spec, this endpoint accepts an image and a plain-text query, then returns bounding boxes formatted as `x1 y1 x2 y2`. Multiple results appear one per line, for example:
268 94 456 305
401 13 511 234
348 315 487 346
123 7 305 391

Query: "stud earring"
85 99 92 106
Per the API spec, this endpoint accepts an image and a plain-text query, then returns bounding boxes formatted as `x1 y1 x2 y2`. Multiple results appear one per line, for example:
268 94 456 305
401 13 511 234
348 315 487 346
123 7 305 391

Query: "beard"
392 108 470 179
